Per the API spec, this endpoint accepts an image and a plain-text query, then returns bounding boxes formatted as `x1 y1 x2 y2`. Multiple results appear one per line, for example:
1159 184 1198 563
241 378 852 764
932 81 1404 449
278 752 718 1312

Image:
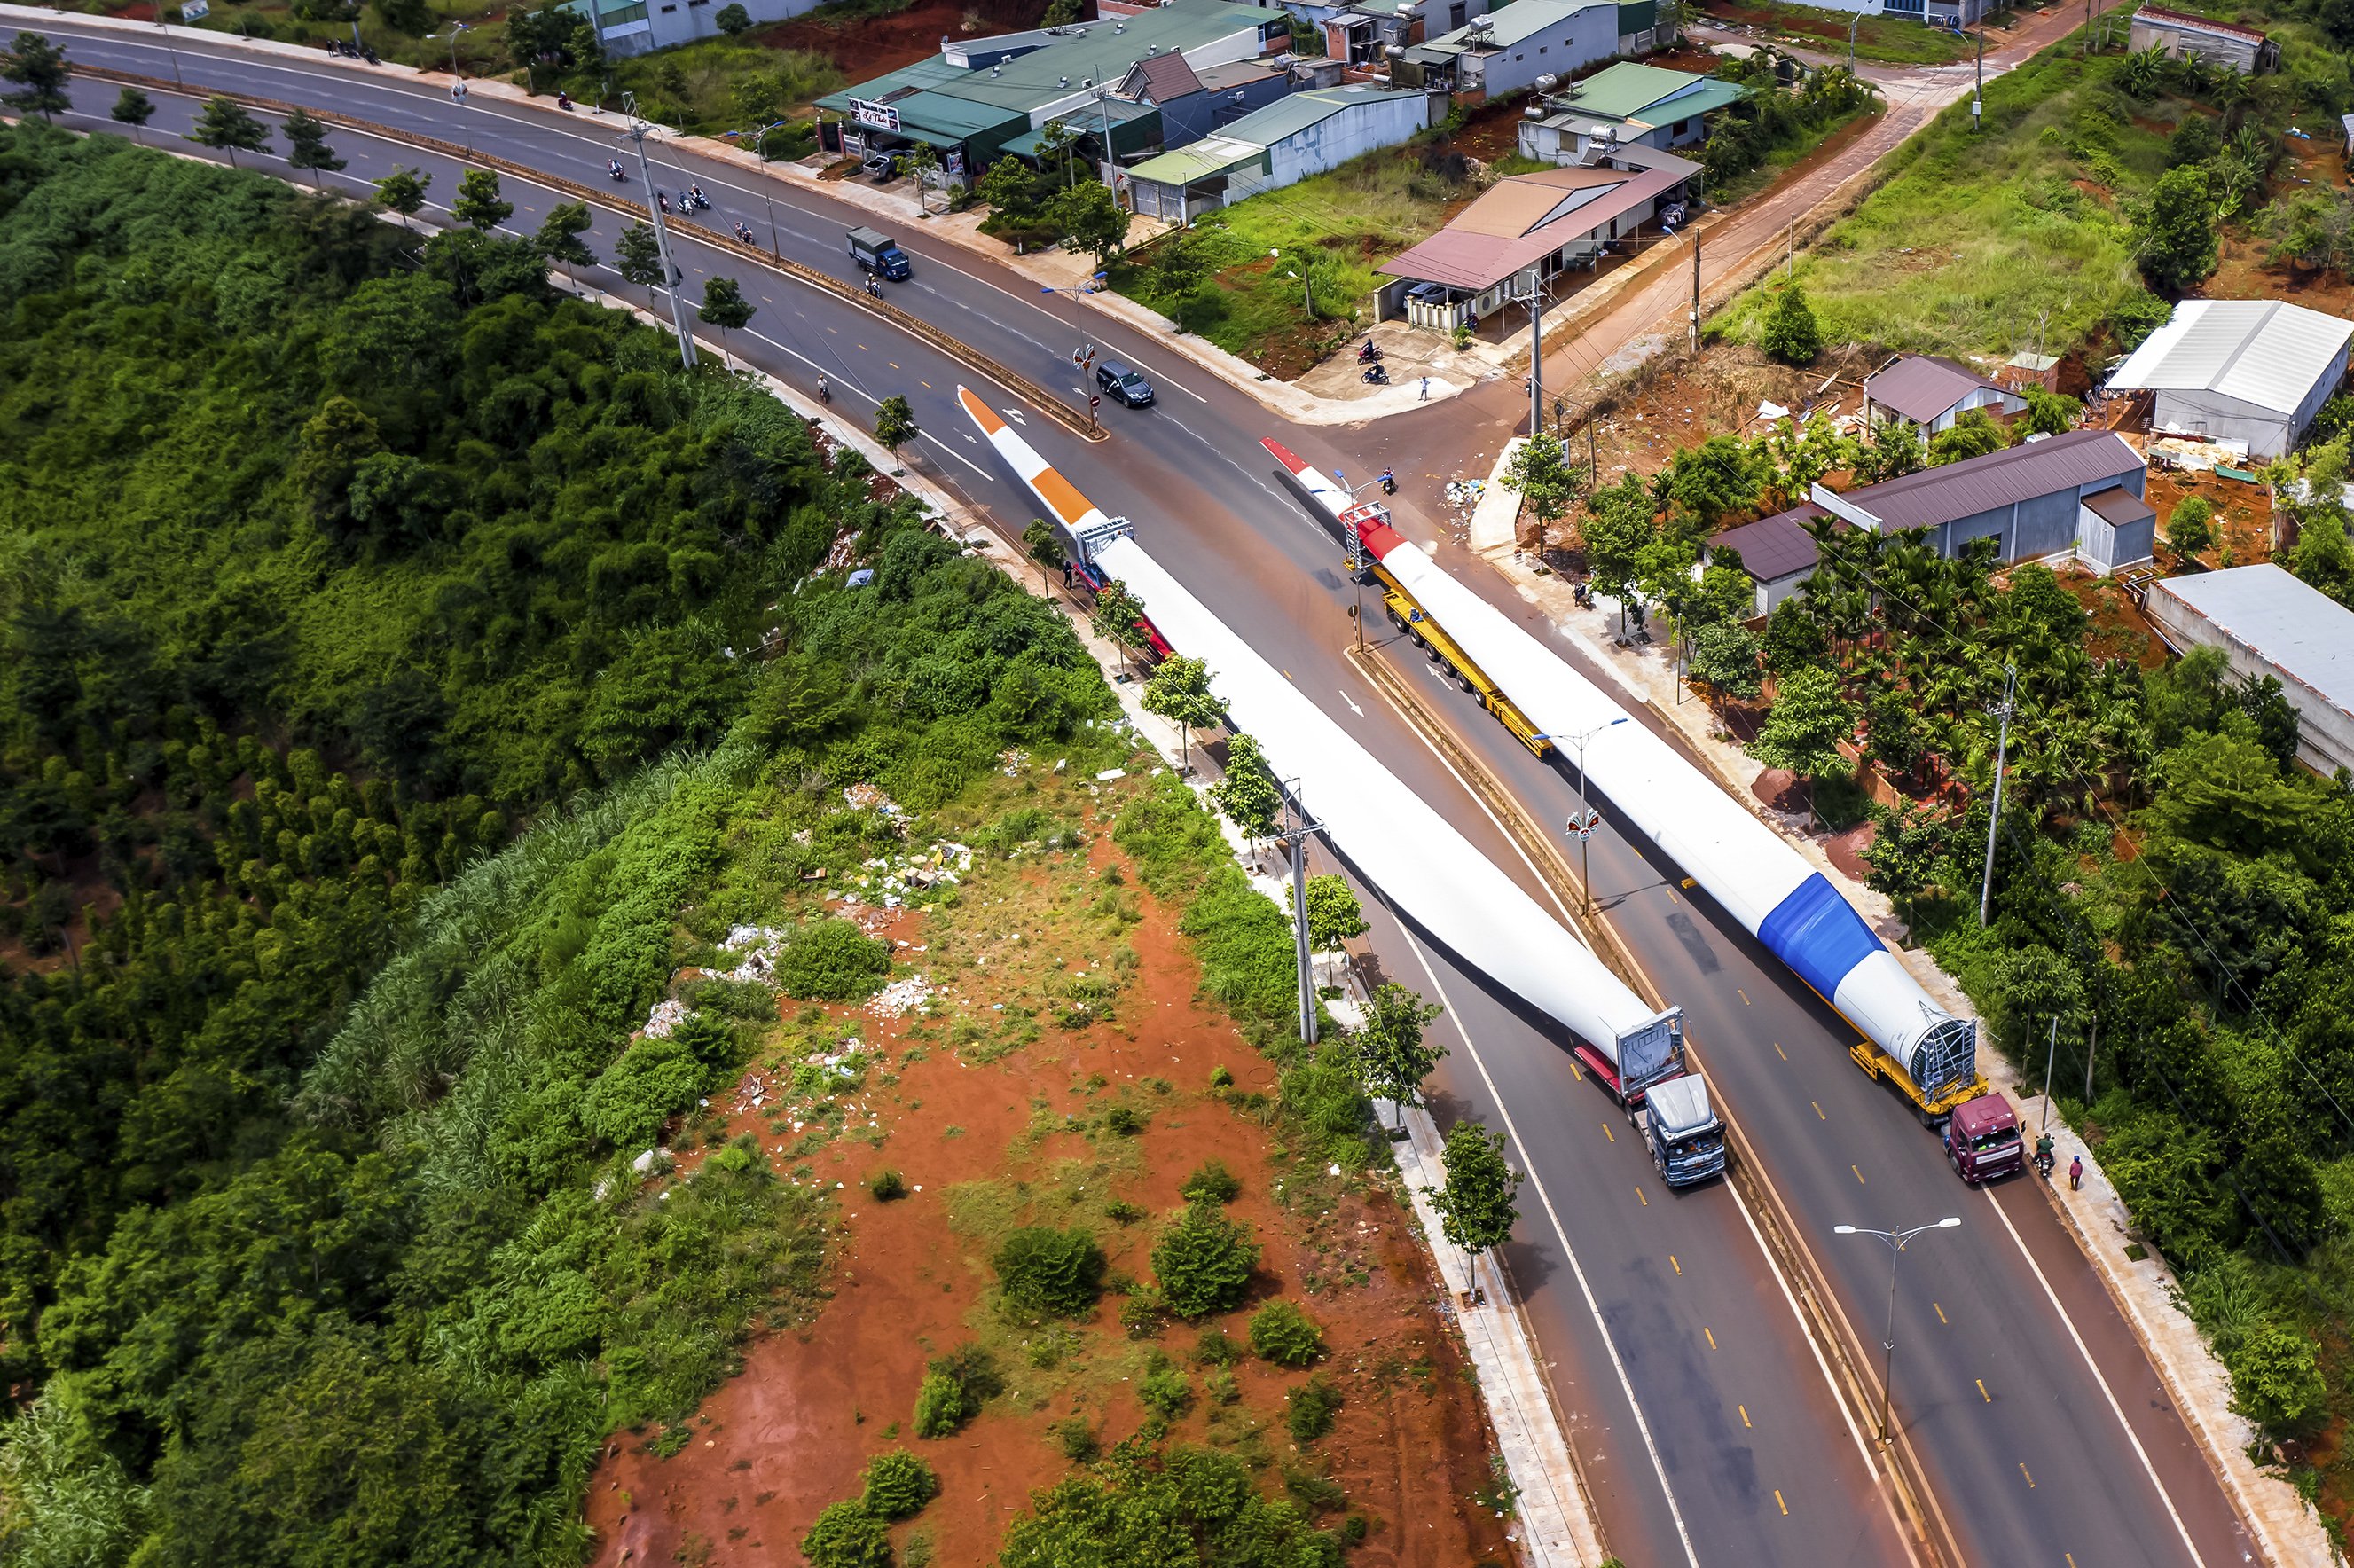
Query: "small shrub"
1152 1201 1259 1319
1204 1368 1239 1406
1209 1064 1235 1088
1119 1291 1170 1341
1192 1328 1244 1368
1051 1415 1102 1462
1179 1159 1242 1205
860 1449 940 1520
801 1501 892 1568
1138 1357 1193 1418
868 1169 908 1202
1283 1463 1347 1513
779 918 893 1000
913 1345 1000 1438
993 1227 1109 1315
1248 1301 1326 1368
1102 1104 1147 1136
1103 1197 1147 1225
1286 1375 1342 1444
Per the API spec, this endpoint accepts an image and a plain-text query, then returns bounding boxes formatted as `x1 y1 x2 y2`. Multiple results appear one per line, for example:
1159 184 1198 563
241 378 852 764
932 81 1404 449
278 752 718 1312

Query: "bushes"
802 1500 894 1568
867 1170 909 1202
1151 1202 1260 1319
1248 1302 1326 1368
778 918 893 1000
914 1345 1000 1438
1285 1376 1343 1444
992 1227 1109 1316
861 1449 940 1520
2224 1326 2327 1439
1138 1356 1194 1418
1179 1160 1242 1205
577 1037 711 1149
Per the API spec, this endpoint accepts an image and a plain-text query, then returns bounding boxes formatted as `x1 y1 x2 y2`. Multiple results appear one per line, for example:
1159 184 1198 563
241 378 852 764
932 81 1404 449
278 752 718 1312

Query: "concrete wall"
2146 591 2354 775
2129 16 2263 73
1228 95 1431 199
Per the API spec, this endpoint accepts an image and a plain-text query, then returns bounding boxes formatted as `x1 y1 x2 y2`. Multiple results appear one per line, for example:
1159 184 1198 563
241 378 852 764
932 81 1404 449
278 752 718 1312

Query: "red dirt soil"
582 819 1513 1568
757 0 1048 77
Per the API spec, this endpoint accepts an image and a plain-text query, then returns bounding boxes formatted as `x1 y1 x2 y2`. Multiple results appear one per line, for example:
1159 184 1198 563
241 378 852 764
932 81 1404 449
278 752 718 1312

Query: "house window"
1538 44 1546 52
1674 117 1691 135
1448 1 1465 22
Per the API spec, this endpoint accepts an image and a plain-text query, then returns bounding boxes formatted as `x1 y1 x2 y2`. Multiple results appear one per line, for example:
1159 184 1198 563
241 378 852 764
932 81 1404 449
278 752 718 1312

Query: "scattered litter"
842 782 907 819
640 999 689 1038
712 924 789 985
1095 767 1126 782
867 975 936 1018
1000 748 1031 776
1756 399 1790 423
633 1148 669 1173
1442 478 1486 509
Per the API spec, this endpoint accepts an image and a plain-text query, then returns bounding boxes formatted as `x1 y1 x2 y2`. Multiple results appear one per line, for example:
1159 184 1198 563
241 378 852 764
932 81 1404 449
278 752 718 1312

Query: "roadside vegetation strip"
1697 0 1976 66
59 58 1106 443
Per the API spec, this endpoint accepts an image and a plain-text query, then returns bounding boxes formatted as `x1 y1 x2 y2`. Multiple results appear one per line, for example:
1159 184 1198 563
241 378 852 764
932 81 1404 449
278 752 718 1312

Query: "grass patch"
1714 46 2180 357
1698 0 1974 65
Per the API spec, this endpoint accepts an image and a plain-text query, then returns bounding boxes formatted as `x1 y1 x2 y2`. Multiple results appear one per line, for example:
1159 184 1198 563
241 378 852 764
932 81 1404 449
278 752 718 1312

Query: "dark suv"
1095 361 1155 408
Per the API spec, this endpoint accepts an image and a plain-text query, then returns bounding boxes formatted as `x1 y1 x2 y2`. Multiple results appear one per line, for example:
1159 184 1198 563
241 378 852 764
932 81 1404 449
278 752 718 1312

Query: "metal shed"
2106 299 2354 459
2146 564 2354 776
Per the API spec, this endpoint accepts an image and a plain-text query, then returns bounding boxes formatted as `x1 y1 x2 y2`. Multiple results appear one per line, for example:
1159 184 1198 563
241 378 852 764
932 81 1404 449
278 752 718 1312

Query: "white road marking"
1338 689 1362 717
1981 1188 2208 1568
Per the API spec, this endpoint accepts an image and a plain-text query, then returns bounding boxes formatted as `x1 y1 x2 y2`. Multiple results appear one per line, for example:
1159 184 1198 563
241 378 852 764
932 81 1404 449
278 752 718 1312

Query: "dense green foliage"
0 124 1134 1563
859 1448 941 1521
1152 1201 1260 1319
1246 1301 1325 1368
913 1345 1002 1439
992 1226 1110 1316
998 1441 1341 1567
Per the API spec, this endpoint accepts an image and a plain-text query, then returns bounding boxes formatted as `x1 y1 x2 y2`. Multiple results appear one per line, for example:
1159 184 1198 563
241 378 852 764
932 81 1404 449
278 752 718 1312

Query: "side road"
1470 441 2336 1568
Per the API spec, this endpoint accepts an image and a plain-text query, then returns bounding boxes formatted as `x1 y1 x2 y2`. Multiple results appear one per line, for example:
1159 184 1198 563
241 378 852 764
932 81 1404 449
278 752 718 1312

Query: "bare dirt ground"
583 780 1513 1568
2145 466 2274 574
1575 341 1879 484
757 0 1047 80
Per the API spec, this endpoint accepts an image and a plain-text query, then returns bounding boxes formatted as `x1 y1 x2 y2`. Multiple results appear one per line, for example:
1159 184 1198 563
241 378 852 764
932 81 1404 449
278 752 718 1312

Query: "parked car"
1096 361 1155 408
859 150 898 182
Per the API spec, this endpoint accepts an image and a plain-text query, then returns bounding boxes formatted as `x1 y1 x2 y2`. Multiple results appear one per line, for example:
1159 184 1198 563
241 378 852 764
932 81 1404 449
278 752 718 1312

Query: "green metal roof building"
817 0 1293 170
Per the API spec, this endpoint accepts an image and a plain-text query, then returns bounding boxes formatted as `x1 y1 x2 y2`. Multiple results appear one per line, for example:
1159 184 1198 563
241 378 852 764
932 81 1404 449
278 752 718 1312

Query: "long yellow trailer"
1369 564 1550 758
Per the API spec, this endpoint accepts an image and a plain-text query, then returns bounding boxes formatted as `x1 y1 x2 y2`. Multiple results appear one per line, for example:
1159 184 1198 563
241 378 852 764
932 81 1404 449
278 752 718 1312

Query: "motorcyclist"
735 221 755 245
689 184 707 208
1378 466 1395 495
656 192 671 214
608 158 624 180
2034 1130 2056 1176
556 90 573 110
816 373 830 403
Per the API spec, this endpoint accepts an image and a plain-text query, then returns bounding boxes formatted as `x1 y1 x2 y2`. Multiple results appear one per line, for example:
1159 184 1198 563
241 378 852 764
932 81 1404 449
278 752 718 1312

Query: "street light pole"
154 0 183 86
1273 785 1323 1046
1977 662 2016 926
622 91 698 372
1534 717 1627 912
1833 1217 1962 1443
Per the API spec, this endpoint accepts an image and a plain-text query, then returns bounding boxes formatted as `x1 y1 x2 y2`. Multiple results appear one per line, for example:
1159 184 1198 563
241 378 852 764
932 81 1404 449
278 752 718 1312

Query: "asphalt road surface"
6 25 2258 1565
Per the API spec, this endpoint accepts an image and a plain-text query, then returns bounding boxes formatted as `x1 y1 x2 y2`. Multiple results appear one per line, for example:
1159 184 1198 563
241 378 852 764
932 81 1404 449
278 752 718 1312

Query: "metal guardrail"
66 60 1105 443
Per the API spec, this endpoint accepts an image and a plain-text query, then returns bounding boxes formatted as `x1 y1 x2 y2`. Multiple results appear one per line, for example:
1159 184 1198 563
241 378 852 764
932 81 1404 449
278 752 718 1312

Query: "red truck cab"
1945 1094 2022 1184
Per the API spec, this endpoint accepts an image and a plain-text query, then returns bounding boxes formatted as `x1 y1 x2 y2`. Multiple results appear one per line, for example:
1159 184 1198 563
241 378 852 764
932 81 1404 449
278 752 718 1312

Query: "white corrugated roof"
2153 563 2353 717
2107 299 2354 416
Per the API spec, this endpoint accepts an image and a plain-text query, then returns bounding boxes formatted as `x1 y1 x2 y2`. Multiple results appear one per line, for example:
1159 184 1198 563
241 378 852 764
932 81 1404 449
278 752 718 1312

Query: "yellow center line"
1774 1488 1788 1517
1569 1062 1583 1082
1773 1041 1788 1061
1811 1101 1825 1120
2067 1555 2078 1567
1602 1123 1614 1143
1852 1164 1866 1184
1977 1378 1991 1403
1636 1186 1648 1207
1704 1327 1718 1350
1934 1301 1949 1324
1738 988 1751 1005
1670 1255 1682 1276
2020 1462 2036 1488
1738 1404 1752 1428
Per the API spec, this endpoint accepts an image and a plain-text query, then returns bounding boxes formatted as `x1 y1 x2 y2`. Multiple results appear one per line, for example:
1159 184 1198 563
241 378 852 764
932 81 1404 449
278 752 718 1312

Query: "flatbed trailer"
1849 1039 1988 1125
1372 573 1550 757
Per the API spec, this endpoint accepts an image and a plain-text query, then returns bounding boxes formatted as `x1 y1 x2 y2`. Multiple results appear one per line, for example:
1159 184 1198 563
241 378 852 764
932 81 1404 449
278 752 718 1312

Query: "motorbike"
1355 341 1382 365
865 274 883 299
556 91 573 111
687 187 710 211
608 160 627 182
816 376 831 404
734 222 755 245
656 192 671 213
1361 363 1388 385
361 44 380 62
1377 468 1395 496
2033 1141 2057 1179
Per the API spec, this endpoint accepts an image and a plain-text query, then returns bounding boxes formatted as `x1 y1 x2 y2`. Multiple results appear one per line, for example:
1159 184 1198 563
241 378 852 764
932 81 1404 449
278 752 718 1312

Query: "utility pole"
622 92 698 372
2042 1016 2060 1131
1977 662 2016 927
1847 9 1859 73
154 0 183 86
2083 1016 2099 1102
1274 787 1322 1045
1688 236 1702 354
1525 270 1544 438
1588 412 1597 485
1972 28 1984 131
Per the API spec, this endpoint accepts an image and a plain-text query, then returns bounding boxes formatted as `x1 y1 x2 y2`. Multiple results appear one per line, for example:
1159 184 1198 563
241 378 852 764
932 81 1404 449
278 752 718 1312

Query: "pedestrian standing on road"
1061 561 1074 589
1419 375 1430 401
2069 1154 2083 1191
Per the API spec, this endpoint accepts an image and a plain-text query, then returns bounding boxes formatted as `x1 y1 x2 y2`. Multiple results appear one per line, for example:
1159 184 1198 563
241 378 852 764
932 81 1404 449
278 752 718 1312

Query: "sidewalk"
1470 442 2335 1568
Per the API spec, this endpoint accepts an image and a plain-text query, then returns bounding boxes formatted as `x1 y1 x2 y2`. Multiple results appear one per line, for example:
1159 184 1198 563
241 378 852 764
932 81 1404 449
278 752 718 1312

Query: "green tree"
0 32 69 122
451 169 513 231
1090 576 1150 676
615 222 666 288
1928 407 2008 466
374 0 434 34
1761 281 1823 365
1354 981 1445 1125
904 138 941 213
1761 596 1826 675
2135 164 2221 292
1294 873 1367 977
1750 663 1855 799
373 165 431 229
1503 432 1580 556
715 0 752 32
1021 518 1064 592
282 106 344 186
2291 510 2354 608
1247 1300 1325 1368
1151 1201 1259 1318
1036 116 1078 187
109 86 155 142
2168 494 2215 562
2225 1326 2328 1439
1211 733 1282 843
189 96 270 166
697 277 755 368
1687 621 1762 699
1853 417 1925 483
1582 474 1658 639
506 0 597 87
1048 179 1131 265
1667 433 1765 529
2019 387 2082 437
534 200 596 278
1429 1122 1521 1281
993 1227 1107 1315
1859 801 1952 927
873 395 919 474
859 1450 938 1521
1142 654 1220 768
978 153 1041 223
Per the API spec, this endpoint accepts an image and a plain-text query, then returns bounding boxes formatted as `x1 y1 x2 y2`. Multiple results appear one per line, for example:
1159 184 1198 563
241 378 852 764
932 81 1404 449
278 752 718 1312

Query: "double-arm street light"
1534 717 1626 912
1834 1216 1962 1443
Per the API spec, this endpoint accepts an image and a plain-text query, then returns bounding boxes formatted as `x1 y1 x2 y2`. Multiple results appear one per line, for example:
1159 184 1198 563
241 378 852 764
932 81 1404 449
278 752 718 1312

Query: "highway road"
5 23 2258 1565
